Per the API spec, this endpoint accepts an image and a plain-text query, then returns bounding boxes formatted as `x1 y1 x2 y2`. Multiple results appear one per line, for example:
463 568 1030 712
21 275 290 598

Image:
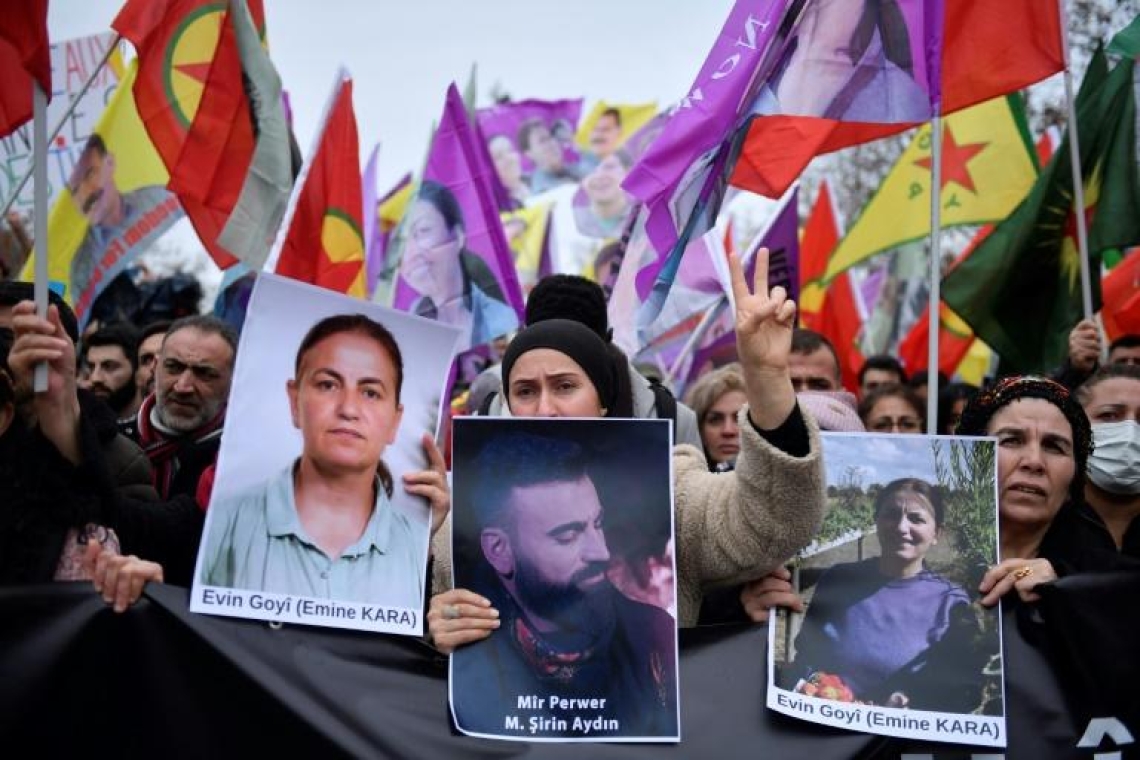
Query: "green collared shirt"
201 462 425 609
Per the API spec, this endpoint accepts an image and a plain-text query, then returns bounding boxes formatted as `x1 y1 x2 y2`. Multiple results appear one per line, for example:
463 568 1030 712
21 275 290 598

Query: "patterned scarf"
135 393 225 499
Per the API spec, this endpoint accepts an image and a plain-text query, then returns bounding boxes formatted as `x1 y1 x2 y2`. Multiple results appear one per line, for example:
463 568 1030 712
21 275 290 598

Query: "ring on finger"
1013 566 1034 581
443 604 460 620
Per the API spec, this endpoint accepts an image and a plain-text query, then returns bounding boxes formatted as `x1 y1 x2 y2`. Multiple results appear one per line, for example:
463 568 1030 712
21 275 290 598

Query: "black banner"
1 581 1136 758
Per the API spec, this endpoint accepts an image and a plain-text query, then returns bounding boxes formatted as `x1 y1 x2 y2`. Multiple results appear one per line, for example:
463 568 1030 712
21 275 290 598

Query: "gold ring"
1013 566 1034 580
443 604 460 620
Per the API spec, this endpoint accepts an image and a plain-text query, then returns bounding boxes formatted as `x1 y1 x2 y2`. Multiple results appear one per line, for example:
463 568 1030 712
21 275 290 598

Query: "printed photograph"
450 417 680 742
192 273 461 634
768 433 1005 746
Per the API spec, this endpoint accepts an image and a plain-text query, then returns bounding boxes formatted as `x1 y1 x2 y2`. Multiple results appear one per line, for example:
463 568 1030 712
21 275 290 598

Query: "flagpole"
0 35 121 219
32 81 49 392
925 113 943 434
1060 0 1094 320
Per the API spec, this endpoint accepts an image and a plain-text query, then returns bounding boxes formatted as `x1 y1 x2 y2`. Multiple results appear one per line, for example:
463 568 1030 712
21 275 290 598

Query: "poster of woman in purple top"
768 433 1003 748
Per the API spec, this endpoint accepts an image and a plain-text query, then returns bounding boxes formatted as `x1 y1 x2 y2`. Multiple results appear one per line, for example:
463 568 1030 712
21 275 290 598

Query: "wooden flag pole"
32 80 49 392
1060 0 1094 320
925 113 944 434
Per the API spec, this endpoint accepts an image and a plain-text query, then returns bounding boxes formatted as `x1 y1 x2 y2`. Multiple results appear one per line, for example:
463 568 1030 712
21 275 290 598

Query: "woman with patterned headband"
955 376 1095 605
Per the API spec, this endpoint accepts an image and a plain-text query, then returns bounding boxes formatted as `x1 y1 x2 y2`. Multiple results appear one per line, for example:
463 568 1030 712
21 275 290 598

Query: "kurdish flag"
270 71 366 297
822 95 1038 282
942 42 1140 374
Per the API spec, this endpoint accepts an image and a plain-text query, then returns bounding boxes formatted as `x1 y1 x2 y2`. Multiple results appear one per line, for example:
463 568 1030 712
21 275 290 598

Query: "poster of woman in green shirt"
193 274 461 635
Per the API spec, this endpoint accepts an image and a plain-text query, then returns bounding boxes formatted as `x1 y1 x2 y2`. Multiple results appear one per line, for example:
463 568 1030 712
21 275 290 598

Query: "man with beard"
124 315 236 501
134 320 171 402
451 431 677 738
81 323 141 423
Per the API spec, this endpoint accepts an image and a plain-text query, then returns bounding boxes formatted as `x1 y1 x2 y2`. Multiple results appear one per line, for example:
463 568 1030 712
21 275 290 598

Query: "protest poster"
450 417 680 742
0 31 122 214
768 432 1005 747
192 273 462 635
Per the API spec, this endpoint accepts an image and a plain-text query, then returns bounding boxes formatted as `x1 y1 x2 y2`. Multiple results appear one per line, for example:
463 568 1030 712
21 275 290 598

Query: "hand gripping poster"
449 417 680 742
191 273 461 635
768 432 1005 747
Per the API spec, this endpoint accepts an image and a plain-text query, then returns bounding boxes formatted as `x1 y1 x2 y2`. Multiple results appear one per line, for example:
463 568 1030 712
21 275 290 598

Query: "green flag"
942 44 1140 374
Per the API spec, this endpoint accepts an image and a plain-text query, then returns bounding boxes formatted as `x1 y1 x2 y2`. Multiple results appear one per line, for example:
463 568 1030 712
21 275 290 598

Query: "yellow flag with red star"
271 72 365 297
823 95 1038 282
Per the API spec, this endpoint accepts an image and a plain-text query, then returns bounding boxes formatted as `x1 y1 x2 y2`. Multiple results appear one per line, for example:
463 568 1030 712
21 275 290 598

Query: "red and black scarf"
135 394 225 499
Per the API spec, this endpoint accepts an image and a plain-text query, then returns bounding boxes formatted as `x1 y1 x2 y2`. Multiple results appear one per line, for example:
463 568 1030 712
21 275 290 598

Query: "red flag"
0 0 50 138
816 272 864 393
798 181 841 331
1102 248 1140 340
113 0 266 268
732 0 1065 198
273 75 365 297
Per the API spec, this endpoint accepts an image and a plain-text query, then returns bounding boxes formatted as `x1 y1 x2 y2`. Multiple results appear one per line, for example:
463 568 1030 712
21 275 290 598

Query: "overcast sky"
50 0 735 192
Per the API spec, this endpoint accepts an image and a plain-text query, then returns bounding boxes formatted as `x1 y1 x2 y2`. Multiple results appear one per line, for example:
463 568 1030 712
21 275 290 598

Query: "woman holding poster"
404 181 517 349
788 478 978 710
200 313 445 610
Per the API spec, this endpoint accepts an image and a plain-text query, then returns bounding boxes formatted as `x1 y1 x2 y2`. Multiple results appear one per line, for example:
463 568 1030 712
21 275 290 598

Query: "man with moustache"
134 320 171 402
67 134 175 320
451 431 677 738
125 315 236 501
80 323 142 423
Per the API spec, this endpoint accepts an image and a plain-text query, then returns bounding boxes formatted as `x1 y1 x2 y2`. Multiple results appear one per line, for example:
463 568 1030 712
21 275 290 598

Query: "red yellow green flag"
272 73 365 297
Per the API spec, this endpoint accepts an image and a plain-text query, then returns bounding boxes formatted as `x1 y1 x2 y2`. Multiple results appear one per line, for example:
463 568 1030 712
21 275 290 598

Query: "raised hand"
728 247 797 430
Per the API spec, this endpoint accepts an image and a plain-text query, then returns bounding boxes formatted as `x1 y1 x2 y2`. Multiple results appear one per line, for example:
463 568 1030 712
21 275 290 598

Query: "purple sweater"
792 558 970 700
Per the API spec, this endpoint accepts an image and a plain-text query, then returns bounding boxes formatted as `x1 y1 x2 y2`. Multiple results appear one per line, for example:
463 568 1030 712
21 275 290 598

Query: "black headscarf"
501 319 629 417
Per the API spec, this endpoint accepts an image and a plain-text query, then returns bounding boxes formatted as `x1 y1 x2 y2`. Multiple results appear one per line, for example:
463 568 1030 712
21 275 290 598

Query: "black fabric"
748 402 811 458
501 319 620 414
3 583 1135 758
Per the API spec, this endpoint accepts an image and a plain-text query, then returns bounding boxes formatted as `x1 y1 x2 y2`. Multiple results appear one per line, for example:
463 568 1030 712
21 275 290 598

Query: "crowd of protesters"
1 247 1138 731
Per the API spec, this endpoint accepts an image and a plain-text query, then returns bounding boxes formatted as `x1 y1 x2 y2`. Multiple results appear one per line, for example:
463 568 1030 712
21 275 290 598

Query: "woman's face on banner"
488 135 524 189
874 493 938 568
405 199 462 295
288 330 404 476
582 153 630 208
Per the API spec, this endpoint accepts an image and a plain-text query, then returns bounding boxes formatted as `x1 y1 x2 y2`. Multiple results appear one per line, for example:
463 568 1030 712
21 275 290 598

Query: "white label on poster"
192 586 420 636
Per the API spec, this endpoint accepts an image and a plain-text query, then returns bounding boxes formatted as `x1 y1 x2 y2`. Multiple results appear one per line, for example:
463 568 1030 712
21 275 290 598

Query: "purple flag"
394 84 524 352
622 0 797 260
362 143 382 293
635 187 800 387
477 98 584 200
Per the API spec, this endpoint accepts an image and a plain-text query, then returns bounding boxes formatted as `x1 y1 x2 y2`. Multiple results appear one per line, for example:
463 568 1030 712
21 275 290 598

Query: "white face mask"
1087 420 1140 495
